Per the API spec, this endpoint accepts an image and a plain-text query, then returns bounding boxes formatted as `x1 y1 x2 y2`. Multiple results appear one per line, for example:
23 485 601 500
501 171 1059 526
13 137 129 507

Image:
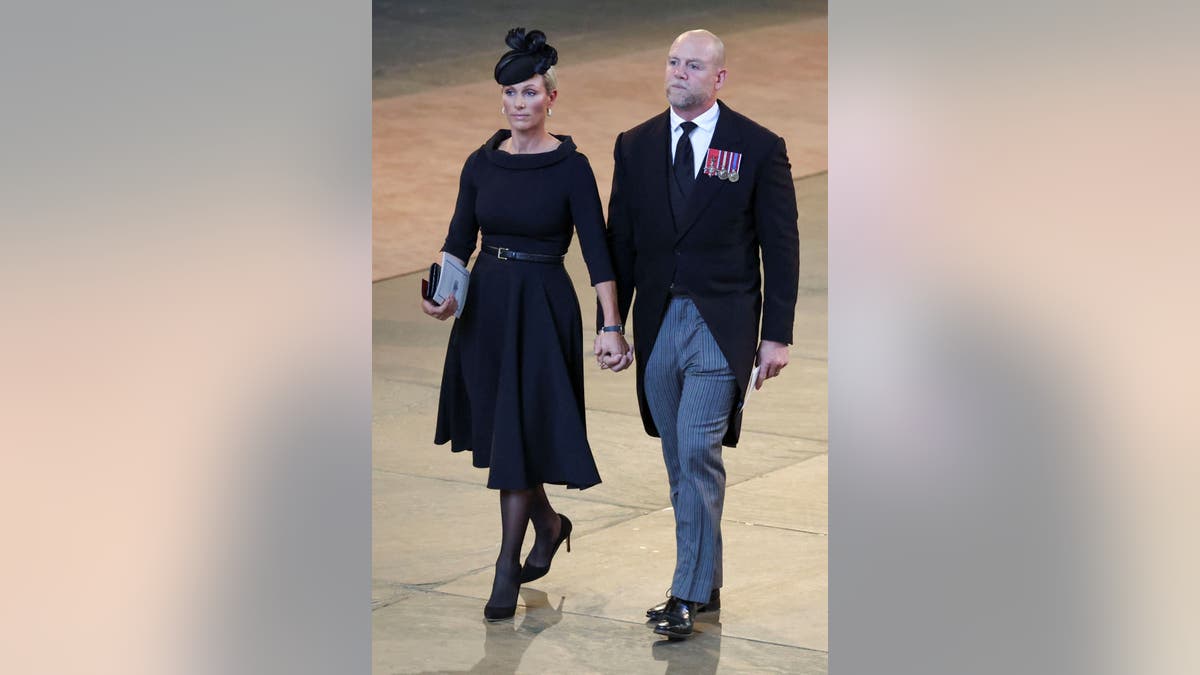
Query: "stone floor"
374 2 826 671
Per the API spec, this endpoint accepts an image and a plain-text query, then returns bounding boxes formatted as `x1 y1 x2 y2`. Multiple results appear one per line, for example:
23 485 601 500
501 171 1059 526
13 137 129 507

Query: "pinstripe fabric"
644 297 738 604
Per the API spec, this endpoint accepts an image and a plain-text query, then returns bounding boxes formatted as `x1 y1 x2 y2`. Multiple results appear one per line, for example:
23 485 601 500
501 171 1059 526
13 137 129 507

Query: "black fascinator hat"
494 27 558 85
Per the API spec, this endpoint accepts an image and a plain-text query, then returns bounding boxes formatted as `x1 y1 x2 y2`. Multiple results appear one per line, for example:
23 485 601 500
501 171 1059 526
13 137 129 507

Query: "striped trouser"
644 296 738 604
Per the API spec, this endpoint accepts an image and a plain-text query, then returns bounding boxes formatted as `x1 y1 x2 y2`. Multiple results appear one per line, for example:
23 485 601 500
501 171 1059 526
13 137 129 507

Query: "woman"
421 27 629 621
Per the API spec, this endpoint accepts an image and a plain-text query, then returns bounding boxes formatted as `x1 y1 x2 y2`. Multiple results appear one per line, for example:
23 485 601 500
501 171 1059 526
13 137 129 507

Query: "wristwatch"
600 324 625 335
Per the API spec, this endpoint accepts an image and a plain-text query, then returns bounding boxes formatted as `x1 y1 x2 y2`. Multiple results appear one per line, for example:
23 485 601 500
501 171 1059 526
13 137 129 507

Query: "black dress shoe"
646 588 719 621
520 514 572 583
652 596 697 639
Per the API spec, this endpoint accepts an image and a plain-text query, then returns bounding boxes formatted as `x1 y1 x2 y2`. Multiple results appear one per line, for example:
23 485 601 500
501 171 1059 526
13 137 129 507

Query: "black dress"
434 131 615 490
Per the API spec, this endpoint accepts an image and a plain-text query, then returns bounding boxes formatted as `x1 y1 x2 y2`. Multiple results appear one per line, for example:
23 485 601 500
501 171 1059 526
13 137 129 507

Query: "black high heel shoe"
484 560 521 621
520 514 572 583
483 602 516 621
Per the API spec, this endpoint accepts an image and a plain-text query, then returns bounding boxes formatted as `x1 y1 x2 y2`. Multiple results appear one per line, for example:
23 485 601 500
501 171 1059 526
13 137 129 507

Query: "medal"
708 147 744 182
704 148 719 177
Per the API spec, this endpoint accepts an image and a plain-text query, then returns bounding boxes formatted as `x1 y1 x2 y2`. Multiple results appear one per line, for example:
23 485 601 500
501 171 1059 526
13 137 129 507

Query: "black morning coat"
602 100 800 447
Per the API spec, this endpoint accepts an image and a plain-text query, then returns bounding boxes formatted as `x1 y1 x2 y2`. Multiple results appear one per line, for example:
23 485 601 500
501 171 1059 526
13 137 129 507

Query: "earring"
547 108 553 117
500 107 505 115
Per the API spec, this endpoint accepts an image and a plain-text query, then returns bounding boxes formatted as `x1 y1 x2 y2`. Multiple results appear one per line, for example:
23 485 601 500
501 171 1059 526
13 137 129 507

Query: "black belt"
482 245 565 264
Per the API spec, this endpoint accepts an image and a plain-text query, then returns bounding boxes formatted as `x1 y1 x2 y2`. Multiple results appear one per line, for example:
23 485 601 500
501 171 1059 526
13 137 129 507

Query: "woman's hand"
421 293 458 321
594 332 633 372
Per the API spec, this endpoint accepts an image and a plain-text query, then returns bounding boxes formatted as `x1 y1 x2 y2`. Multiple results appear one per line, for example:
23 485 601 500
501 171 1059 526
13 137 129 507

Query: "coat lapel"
675 101 741 243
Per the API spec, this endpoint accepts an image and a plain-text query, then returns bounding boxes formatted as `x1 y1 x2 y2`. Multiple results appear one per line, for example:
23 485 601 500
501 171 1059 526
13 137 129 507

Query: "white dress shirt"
669 102 720 179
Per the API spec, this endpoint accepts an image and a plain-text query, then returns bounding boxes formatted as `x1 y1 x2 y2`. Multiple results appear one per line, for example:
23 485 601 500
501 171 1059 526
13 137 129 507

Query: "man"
596 29 799 640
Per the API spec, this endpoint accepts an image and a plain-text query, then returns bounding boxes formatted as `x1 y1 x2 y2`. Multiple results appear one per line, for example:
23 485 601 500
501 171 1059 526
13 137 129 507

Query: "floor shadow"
650 613 723 674
421 589 565 674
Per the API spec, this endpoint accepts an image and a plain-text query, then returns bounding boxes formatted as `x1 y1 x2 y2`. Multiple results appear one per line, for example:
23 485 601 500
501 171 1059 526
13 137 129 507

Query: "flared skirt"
434 254 601 490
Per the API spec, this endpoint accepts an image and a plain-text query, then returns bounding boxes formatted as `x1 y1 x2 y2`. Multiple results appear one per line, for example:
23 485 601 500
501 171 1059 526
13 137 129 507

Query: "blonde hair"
541 66 558 92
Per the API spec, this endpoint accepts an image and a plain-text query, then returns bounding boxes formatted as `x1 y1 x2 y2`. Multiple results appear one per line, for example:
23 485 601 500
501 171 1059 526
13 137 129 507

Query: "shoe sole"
483 606 517 622
653 625 694 640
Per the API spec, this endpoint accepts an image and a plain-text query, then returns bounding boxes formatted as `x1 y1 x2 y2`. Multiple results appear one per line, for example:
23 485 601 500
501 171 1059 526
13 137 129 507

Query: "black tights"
487 484 561 607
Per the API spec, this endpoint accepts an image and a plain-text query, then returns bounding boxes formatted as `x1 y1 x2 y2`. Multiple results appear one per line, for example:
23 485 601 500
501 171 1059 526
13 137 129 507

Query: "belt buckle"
496 247 510 261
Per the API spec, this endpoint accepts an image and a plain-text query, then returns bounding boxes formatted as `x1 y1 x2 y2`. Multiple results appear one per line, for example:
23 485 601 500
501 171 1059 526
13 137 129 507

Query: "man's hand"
607 344 634 372
421 293 457 321
594 332 633 373
754 340 789 389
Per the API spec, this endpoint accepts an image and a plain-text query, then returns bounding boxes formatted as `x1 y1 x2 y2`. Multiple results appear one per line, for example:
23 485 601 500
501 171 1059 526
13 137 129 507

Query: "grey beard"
666 87 701 109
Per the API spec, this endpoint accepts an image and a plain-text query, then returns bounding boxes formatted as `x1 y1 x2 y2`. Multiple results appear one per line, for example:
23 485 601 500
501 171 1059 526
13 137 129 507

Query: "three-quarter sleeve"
568 154 616 286
441 152 481 261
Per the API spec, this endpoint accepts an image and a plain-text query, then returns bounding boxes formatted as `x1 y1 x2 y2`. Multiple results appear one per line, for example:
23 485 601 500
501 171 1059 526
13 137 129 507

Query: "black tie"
673 121 698 197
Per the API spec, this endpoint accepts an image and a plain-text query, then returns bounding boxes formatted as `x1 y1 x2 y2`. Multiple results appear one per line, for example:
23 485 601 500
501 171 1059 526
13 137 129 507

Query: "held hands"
421 293 457 321
594 332 633 373
754 340 790 390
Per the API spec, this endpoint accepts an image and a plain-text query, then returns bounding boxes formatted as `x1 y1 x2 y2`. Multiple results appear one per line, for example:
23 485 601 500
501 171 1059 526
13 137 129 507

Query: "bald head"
664 29 728 118
671 29 725 68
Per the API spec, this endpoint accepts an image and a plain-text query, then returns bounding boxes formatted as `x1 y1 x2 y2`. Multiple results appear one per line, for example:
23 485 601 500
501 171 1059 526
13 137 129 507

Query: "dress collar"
482 130 576 169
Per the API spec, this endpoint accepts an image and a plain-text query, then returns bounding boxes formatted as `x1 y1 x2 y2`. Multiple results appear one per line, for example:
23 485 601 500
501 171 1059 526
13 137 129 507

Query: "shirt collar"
669 100 720 134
